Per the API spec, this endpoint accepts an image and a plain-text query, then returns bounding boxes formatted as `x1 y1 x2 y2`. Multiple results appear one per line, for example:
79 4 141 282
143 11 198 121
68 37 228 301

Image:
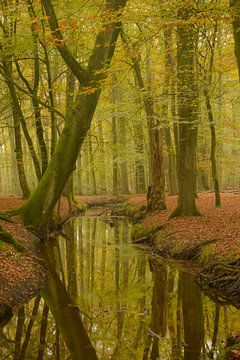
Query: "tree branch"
41 0 89 86
88 0 128 84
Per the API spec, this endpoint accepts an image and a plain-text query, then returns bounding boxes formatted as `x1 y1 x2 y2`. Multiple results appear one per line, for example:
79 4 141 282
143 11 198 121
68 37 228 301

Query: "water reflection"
1 217 240 359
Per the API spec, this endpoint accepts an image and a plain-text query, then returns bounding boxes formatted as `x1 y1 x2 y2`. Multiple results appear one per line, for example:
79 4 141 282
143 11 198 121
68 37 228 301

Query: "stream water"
1 215 240 360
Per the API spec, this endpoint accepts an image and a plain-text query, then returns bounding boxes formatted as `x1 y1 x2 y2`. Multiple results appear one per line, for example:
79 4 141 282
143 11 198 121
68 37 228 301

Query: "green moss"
132 223 144 241
122 202 134 217
132 223 164 242
0 226 27 253
75 201 87 214
197 245 214 265
0 241 8 251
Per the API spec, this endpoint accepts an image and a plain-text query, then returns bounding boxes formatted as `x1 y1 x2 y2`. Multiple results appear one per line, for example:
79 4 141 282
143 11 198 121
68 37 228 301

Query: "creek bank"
117 192 240 308
0 195 77 326
0 194 129 325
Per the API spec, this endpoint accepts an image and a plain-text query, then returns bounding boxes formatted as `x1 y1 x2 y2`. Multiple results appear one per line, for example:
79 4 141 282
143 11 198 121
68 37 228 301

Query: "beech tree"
171 2 201 217
20 0 128 232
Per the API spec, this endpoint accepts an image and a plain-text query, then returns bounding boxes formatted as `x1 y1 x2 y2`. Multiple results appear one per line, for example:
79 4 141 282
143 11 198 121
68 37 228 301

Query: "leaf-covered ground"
126 192 240 262
1 192 239 325
0 195 76 325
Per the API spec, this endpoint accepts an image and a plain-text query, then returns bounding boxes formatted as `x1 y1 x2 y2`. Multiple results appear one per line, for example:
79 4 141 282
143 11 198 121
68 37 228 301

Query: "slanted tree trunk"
21 0 128 231
171 4 201 217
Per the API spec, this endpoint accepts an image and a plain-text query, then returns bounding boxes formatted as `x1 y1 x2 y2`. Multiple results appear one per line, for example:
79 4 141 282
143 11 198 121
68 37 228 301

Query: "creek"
1 213 239 360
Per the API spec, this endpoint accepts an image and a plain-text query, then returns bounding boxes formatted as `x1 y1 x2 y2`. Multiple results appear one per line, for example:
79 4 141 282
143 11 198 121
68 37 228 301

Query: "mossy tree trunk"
171 4 201 217
21 0 128 232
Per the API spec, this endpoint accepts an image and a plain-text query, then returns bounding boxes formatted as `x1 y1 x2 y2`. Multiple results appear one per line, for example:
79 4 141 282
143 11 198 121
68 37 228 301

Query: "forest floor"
123 192 240 262
0 196 72 326
0 191 240 324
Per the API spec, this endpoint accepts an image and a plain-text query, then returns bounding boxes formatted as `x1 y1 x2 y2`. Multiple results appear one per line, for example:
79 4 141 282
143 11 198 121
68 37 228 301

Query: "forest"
1 0 240 359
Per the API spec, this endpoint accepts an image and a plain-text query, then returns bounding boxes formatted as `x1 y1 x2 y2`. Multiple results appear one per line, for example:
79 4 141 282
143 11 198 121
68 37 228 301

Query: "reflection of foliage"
1 218 240 360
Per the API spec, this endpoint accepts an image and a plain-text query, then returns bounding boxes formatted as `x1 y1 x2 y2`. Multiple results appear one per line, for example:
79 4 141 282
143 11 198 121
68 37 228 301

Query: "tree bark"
163 29 178 195
205 89 221 207
21 0 128 231
139 60 165 210
230 0 240 80
171 5 201 217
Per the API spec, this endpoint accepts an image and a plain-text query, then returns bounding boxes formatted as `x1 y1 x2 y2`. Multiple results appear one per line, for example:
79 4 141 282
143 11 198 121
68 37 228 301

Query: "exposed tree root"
0 209 19 223
196 259 240 308
169 206 203 218
0 225 27 253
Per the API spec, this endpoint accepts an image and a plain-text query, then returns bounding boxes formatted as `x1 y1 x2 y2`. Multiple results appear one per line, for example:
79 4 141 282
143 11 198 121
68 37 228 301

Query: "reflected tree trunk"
41 258 98 360
19 295 41 360
36 302 49 360
167 269 181 360
150 261 168 360
66 222 78 302
78 220 84 295
133 255 147 350
14 307 25 360
101 222 107 291
181 272 204 360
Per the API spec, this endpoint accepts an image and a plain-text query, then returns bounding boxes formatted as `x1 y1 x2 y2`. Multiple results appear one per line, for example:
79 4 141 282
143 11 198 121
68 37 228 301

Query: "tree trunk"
134 122 146 193
21 0 128 231
115 84 130 194
2 61 42 182
88 133 97 195
204 89 221 207
111 74 119 195
134 56 165 210
171 5 201 217
163 29 178 195
119 117 130 194
97 121 107 193
231 0 240 80
121 31 165 210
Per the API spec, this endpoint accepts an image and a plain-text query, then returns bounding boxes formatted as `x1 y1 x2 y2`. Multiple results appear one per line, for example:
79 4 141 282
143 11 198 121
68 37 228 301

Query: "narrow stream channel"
1 215 239 359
